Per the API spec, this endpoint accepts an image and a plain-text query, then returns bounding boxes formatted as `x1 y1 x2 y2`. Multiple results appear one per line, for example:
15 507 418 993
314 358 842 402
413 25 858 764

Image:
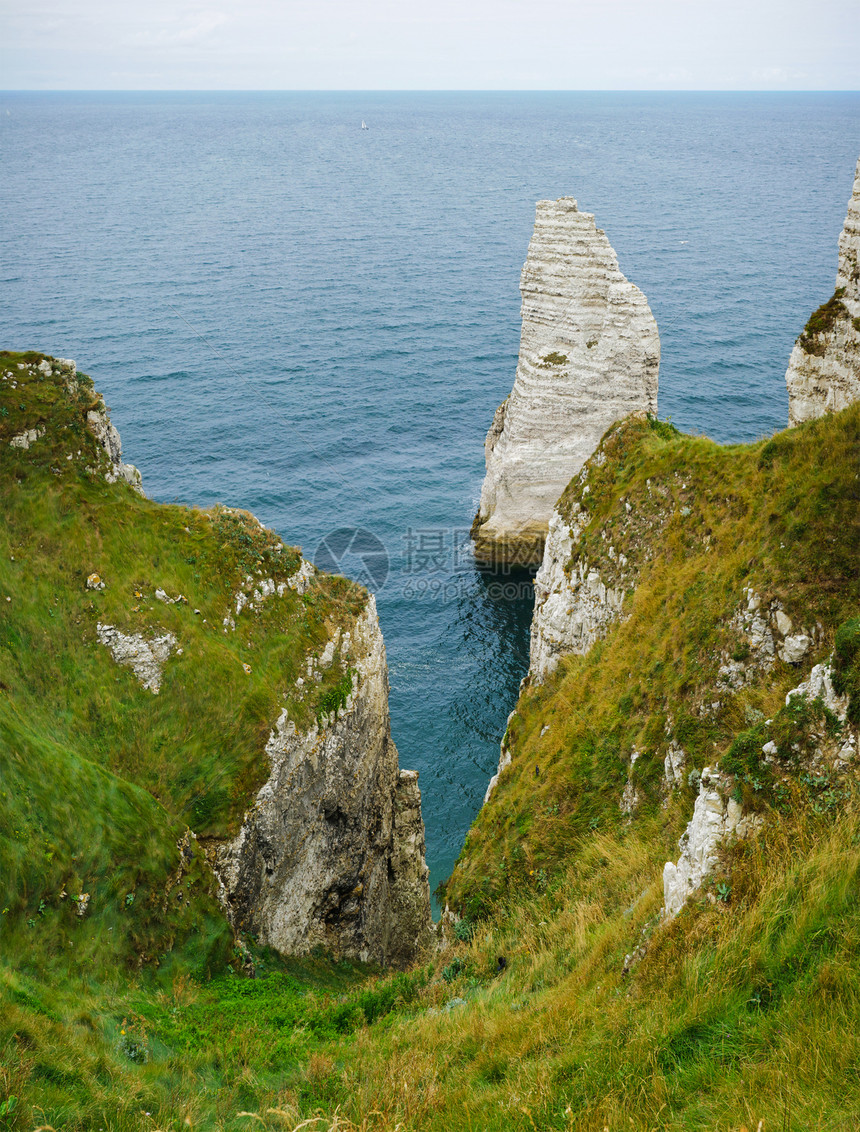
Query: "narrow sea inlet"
2 90 858 897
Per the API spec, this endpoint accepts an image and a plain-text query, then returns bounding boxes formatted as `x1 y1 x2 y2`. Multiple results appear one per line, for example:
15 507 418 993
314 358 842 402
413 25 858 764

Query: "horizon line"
2 87 859 95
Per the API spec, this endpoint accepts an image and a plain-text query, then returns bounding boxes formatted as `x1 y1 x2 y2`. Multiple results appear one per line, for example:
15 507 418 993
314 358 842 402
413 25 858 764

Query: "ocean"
2 90 858 902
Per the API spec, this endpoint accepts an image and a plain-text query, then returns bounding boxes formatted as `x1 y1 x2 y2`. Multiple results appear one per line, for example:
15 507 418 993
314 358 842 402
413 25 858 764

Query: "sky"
1 0 858 90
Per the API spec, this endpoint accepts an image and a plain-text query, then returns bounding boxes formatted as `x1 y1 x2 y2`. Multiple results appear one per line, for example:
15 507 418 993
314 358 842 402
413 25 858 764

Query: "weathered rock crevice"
472 196 659 566
207 596 433 967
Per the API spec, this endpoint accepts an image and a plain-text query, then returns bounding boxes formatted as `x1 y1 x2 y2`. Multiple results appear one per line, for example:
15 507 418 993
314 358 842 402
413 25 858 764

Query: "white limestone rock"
779 633 812 665
9 427 45 450
96 623 177 693
786 155 860 425
717 589 814 689
619 749 642 816
86 397 143 494
229 560 316 625
286 558 315 595
662 768 763 919
208 595 433 968
663 741 687 791
786 662 850 722
155 588 186 605
529 505 625 683
773 609 793 637
473 196 659 565
782 661 858 774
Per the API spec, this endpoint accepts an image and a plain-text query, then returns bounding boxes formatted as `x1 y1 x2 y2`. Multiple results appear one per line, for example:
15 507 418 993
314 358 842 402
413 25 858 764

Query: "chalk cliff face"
529 504 626 684
527 420 657 685
472 197 659 566
786 155 860 425
209 596 433 968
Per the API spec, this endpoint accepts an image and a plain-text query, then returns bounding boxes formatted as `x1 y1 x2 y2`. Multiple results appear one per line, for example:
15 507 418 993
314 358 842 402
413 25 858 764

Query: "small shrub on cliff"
453 917 475 942
647 414 680 441
317 667 354 722
798 287 849 354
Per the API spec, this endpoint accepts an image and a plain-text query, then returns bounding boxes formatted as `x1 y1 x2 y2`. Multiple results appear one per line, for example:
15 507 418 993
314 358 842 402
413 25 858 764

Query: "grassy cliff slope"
447 408 860 911
3 350 860 1131
0 352 400 1129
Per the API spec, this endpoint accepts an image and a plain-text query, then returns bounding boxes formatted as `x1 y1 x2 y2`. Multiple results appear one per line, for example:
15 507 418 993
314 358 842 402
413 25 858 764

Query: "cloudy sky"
1 0 858 90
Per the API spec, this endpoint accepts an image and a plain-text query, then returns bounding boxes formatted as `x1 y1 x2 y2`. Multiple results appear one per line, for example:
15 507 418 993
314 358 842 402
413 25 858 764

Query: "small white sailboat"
361 120 368 130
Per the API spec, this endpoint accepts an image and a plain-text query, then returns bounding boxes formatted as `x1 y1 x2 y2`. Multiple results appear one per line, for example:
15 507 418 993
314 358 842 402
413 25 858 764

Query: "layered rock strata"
472 197 659 566
786 155 860 425
209 596 433 968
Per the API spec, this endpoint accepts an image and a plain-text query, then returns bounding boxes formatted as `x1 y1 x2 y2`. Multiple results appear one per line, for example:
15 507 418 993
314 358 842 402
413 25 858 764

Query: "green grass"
3 351 860 1130
0 352 380 1114
6 795 860 1130
0 351 367 836
0 954 427 1131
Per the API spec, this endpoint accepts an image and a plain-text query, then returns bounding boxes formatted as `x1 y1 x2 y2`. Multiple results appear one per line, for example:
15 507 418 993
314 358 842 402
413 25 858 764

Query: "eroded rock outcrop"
472 197 659 566
483 709 516 804
663 659 857 918
86 393 144 493
209 596 433 967
786 155 860 425
96 623 177 693
662 768 763 919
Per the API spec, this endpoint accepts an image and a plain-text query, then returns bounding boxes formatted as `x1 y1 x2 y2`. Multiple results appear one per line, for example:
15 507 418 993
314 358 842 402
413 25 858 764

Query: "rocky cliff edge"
786 154 860 425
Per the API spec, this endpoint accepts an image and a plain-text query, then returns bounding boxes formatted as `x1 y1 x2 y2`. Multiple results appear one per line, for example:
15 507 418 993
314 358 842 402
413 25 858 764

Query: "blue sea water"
2 91 859 902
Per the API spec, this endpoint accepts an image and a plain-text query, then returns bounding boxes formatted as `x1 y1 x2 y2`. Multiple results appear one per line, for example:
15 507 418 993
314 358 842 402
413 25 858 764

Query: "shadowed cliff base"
470 512 547 568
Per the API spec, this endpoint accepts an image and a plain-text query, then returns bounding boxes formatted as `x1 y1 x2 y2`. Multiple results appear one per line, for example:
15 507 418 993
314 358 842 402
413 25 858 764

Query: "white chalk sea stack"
786 155 860 426
472 197 659 565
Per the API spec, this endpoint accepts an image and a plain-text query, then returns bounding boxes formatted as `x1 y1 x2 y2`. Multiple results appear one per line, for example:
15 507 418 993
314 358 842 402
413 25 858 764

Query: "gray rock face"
786 155 860 425
473 197 659 565
209 596 433 968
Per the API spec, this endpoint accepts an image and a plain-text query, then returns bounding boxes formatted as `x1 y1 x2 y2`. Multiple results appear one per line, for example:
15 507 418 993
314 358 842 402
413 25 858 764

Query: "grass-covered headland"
2 351 860 1130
